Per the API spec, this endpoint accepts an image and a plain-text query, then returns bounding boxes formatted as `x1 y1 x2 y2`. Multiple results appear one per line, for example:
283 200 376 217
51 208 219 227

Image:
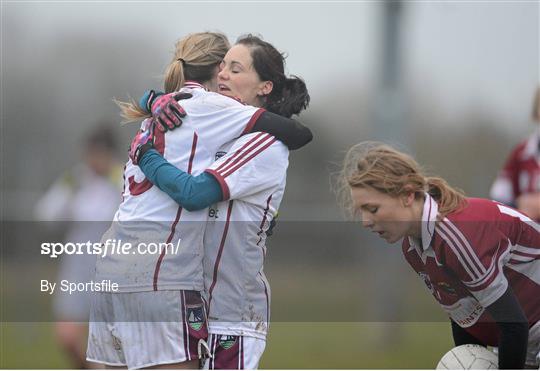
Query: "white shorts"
204 334 266 369
87 290 208 369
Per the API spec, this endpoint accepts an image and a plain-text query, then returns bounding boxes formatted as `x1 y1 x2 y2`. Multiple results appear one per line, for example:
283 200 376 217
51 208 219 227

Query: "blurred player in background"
131 35 310 369
339 142 540 369
490 86 540 221
87 32 310 369
35 124 122 368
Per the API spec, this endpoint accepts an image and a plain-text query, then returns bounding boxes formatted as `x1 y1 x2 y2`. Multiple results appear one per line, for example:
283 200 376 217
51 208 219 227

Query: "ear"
258 81 273 96
401 192 415 207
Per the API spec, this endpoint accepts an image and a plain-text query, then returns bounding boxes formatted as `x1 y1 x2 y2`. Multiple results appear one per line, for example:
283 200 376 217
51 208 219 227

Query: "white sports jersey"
203 132 289 340
95 83 264 292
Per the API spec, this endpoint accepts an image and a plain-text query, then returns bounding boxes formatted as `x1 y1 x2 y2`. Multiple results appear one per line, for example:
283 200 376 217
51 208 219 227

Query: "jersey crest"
218 335 237 349
437 281 458 297
187 305 205 331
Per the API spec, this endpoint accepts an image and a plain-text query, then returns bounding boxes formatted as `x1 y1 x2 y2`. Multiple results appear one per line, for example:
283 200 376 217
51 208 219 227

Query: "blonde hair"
117 32 230 123
338 142 466 217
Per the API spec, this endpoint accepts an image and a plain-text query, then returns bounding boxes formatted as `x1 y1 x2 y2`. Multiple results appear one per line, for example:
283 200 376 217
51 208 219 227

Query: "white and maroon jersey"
403 194 540 346
95 83 264 293
490 129 540 213
202 132 289 340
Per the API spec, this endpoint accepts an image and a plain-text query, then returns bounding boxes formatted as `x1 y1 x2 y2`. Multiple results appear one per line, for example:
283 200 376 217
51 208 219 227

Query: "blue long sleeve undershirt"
138 149 223 211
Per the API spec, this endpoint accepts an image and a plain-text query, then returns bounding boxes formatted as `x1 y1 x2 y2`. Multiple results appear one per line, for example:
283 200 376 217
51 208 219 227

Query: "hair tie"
177 58 185 65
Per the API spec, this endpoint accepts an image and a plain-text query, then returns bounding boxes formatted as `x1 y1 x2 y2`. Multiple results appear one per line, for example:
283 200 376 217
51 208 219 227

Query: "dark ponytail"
266 76 310 118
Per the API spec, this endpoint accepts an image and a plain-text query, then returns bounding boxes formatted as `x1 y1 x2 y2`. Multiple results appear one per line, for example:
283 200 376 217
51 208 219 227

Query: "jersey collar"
183 80 207 90
408 192 439 252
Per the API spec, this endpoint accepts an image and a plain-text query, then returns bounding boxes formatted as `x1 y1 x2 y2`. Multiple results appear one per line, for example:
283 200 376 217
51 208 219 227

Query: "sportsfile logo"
40 239 183 258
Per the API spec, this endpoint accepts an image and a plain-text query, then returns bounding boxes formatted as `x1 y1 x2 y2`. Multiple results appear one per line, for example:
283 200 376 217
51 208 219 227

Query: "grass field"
1 255 453 368
1 322 453 369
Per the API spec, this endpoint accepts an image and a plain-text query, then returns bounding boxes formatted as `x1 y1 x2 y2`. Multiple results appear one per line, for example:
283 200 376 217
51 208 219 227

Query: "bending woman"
339 142 540 369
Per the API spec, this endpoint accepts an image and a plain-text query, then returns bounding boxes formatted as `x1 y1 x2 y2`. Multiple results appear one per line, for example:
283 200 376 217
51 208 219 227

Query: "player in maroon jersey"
490 86 540 221
339 142 540 369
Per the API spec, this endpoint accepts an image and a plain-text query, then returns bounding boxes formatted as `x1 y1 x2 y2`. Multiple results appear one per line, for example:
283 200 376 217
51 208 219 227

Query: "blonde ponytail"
116 32 229 124
115 97 151 124
164 59 186 94
426 176 466 216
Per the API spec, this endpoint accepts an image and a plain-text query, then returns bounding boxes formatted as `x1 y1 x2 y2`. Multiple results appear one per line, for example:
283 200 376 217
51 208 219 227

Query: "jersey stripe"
205 169 231 200
221 137 276 178
239 336 244 369
180 291 190 359
214 132 266 173
512 250 540 259
444 219 486 275
212 335 218 369
215 133 270 175
438 220 485 278
207 201 234 313
509 243 540 264
510 254 535 263
259 271 270 330
507 259 540 285
187 133 198 174
512 244 540 256
153 206 183 290
206 134 275 200
498 204 540 232
256 195 273 248
152 133 198 290
464 243 506 289
436 224 482 280
438 224 508 290
208 335 215 369
201 295 209 314
241 108 265 135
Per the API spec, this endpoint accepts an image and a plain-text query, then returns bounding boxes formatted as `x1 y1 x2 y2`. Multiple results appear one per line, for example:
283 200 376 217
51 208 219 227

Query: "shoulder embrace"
201 91 248 109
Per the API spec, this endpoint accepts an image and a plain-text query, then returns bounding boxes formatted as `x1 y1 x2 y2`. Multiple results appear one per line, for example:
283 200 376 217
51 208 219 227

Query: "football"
436 344 498 369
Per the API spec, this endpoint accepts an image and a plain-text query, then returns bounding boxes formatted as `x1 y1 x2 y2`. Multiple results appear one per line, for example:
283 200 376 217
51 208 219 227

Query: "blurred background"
1 0 539 368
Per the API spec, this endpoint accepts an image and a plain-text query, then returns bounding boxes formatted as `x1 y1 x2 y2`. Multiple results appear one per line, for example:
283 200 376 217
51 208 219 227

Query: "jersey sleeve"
138 149 223 211
438 218 510 308
204 133 289 200
490 144 523 205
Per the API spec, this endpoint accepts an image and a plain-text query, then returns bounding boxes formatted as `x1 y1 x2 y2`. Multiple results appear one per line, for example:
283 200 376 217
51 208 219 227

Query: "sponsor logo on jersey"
437 282 458 296
419 272 433 292
218 335 237 350
187 305 204 331
444 298 485 328
215 151 227 160
209 208 219 219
